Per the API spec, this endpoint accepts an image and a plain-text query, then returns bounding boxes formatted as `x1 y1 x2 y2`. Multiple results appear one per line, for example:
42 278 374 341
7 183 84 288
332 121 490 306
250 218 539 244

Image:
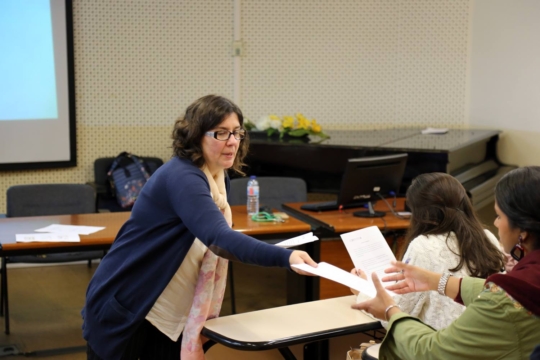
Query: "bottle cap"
250 175 256 179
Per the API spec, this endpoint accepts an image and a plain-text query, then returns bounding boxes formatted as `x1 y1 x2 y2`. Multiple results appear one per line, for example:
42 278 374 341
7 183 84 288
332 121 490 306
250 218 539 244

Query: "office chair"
227 176 308 314
1 184 104 334
88 156 163 212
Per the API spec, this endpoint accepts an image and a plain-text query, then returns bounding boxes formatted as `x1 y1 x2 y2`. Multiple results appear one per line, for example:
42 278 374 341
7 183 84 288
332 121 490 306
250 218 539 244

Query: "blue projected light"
0 0 58 121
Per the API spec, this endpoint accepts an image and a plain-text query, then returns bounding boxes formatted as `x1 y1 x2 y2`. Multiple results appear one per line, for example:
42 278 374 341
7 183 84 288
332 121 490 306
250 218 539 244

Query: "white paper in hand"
292 262 377 297
341 226 396 285
274 232 319 248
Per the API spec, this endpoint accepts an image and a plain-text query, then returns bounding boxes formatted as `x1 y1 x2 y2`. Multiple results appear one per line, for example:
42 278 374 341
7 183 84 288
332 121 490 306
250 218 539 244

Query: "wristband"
438 271 452 296
384 304 401 321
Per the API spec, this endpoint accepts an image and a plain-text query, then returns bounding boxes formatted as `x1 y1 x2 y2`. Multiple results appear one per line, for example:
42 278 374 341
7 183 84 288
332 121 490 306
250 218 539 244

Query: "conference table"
0 206 312 335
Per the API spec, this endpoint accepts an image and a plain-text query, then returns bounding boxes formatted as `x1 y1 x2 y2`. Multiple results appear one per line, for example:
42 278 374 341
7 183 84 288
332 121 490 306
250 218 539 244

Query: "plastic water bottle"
246 176 260 215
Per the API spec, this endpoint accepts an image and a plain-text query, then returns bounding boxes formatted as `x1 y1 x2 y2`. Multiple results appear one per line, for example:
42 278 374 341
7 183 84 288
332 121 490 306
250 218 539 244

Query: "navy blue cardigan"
82 157 292 359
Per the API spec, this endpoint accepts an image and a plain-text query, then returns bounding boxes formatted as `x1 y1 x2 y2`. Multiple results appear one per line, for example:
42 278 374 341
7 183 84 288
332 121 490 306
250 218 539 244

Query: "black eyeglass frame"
205 130 246 141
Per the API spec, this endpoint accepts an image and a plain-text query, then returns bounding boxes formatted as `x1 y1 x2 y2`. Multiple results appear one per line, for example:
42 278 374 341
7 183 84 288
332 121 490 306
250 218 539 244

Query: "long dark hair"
406 173 505 278
171 95 249 175
495 166 540 250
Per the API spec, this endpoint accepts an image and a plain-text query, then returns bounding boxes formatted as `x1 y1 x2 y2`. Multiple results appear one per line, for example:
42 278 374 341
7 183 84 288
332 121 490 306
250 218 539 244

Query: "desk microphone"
389 191 397 208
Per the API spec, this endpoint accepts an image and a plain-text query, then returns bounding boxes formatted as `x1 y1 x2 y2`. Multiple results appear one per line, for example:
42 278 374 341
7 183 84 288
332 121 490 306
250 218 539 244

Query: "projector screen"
0 0 76 171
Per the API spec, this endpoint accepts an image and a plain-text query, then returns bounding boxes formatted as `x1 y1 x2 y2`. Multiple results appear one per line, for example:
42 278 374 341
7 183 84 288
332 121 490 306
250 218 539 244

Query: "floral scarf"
180 166 231 359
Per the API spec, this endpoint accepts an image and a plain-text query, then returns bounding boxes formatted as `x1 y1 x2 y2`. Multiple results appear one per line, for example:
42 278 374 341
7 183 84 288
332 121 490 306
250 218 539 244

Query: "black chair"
88 156 164 212
1 184 104 334
227 177 308 314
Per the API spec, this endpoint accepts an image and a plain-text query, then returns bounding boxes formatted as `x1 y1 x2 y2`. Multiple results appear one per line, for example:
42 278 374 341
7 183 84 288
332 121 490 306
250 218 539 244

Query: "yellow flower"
282 116 295 129
311 120 322 133
298 117 310 130
259 112 329 139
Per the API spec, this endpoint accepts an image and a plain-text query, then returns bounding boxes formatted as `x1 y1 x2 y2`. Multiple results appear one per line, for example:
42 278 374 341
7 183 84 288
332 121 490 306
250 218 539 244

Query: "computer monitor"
339 153 408 218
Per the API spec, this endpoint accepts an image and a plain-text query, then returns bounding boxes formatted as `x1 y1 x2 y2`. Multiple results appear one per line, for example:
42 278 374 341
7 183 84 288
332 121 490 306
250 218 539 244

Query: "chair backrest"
93 156 164 196
6 184 96 217
229 177 307 211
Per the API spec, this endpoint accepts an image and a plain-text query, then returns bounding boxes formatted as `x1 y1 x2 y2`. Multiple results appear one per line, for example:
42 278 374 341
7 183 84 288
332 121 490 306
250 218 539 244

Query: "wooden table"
230 205 311 240
0 206 311 255
283 199 411 299
282 198 410 234
0 206 314 335
202 295 381 360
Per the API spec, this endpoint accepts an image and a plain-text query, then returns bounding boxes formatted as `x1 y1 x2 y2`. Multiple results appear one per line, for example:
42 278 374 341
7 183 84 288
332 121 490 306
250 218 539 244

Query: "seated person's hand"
352 272 400 320
349 268 368 295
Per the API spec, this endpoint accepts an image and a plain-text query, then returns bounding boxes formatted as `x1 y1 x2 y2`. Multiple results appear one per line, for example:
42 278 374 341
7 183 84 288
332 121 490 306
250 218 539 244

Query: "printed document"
341 226 396 285
275 232 319 248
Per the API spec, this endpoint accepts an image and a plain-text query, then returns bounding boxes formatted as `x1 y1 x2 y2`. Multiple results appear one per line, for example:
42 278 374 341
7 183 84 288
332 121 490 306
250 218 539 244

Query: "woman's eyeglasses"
205 130 246 141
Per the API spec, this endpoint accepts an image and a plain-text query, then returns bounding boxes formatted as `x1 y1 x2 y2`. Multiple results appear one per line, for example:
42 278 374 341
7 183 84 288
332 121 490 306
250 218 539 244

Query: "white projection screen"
0 0 76 170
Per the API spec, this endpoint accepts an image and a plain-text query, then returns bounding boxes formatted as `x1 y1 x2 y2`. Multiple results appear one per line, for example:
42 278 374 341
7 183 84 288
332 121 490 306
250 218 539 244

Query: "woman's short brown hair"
172 95 249 175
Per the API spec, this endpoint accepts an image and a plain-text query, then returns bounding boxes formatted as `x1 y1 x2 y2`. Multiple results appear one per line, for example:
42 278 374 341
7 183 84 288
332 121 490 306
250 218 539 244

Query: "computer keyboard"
300 200 368 212
300 201 338 211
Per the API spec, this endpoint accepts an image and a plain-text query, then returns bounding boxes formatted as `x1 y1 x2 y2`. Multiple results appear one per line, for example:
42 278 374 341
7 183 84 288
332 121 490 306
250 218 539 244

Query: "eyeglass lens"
214 130 245 140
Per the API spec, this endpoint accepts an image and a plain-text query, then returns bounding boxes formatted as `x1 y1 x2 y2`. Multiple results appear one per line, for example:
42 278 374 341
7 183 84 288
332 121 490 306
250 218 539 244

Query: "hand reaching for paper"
381 260 438 294
352 272 398 320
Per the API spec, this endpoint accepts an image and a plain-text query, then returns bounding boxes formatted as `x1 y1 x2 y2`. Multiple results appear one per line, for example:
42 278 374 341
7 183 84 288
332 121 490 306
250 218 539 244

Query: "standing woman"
371 173 505 330
354 166 540 359
82 95 316 360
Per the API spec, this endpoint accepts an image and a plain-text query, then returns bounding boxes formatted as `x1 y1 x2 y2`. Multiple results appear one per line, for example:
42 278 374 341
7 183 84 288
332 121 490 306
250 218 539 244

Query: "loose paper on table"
34 224 105 235
16 233 80 243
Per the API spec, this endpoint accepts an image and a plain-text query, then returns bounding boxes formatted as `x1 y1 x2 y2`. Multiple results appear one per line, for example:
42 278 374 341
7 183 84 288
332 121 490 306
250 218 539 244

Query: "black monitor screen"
338 153 408 217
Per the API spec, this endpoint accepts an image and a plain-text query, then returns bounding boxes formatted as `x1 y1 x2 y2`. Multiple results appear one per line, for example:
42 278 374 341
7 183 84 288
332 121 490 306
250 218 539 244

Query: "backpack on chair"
108 152 152 208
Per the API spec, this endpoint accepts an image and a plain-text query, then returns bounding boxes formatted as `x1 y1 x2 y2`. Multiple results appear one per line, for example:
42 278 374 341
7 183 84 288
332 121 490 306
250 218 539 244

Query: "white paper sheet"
34 224 105 235
340 226 396 284
292 262 378 297
16 233 80 243
274 232 319 248
421 127 448 134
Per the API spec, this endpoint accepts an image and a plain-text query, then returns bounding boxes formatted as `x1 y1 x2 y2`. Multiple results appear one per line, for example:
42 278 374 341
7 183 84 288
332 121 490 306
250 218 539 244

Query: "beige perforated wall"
241 0 470 129
0 0 471 212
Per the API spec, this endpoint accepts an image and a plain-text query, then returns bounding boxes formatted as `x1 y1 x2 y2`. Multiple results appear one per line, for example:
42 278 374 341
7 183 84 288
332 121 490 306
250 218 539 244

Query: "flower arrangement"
245 113 329 140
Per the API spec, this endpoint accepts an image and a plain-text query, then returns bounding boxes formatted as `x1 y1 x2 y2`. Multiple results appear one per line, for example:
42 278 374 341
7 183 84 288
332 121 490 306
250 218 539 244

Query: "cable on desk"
376 193 409 220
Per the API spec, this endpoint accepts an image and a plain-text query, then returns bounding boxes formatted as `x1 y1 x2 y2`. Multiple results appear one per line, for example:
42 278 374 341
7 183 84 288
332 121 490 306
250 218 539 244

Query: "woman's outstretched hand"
289 250 318 275
352 272 398 320
382 260 438 294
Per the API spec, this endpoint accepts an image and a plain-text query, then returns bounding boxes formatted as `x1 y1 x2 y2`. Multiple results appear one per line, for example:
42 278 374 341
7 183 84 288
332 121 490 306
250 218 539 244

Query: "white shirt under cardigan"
357 230 502 330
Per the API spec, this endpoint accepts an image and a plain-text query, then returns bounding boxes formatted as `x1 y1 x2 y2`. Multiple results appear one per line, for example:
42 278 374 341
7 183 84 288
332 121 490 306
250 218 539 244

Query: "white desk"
202 296 381 360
